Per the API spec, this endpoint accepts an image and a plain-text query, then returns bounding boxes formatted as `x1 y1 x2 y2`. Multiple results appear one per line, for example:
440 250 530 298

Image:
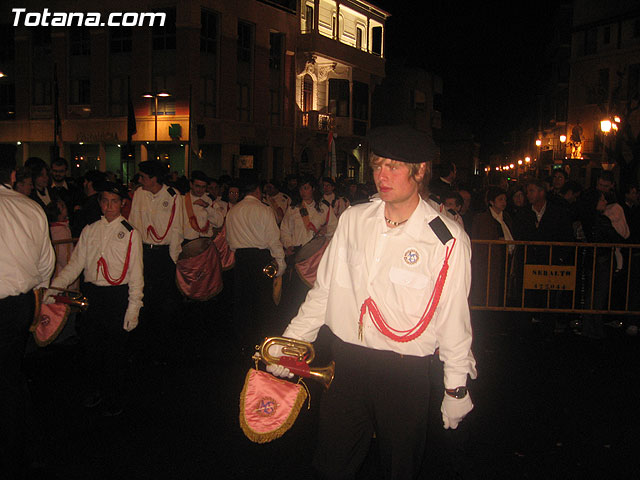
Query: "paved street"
22 303 640 479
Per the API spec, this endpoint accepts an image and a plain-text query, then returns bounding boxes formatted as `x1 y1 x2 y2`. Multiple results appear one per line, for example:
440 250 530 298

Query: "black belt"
143 243 169 250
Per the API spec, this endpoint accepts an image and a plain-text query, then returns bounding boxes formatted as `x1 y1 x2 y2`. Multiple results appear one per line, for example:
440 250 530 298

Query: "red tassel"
96 231 133 286
360 239 456 343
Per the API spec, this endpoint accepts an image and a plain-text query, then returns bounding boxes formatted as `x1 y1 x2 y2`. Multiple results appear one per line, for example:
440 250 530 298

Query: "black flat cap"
367 125 437 164
96 181 129 199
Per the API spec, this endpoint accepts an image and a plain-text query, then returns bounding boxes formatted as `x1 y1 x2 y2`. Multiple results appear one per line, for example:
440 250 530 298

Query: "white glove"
275 258 287 278
441 392 474 429
265 343 293 378
43 288 57 304
123 311 139 332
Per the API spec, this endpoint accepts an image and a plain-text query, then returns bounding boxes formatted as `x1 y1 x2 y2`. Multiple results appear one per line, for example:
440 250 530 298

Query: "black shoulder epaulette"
167 187 176 197
121 220 133 231
447 209 458 218
207 193 216 202
429 194 442 205
429 217 453 245
261 200 270 207
282 193 290 200
321 199 331 208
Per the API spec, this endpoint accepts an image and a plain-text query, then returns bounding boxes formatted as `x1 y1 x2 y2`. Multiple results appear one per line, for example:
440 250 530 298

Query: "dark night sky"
374 1 565 151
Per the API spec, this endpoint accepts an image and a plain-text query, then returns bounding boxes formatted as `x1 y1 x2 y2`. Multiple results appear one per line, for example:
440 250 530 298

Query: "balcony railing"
300 110 334 131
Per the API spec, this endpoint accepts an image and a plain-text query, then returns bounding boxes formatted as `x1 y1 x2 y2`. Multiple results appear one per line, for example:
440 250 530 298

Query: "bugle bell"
263 260 279 279
254 336 335 390
47 287 90 311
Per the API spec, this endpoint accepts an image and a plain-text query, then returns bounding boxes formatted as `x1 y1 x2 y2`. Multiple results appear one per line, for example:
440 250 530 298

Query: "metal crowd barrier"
470 239 640 315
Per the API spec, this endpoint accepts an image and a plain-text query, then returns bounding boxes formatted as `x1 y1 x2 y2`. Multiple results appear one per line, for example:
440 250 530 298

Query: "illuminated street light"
518 159 523 165
142 90 172 155
535 139 542 147
559 135 566 143
601 119 612 133
525 156 531 163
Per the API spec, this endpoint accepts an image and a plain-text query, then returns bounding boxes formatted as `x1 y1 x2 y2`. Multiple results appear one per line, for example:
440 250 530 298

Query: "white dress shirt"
283 197 477 389
183 192 225 241
264 192 291 223
129 184 184 263
226 195 285 272
0 185 56 298
323 192 350 218
280 200 338 249
50 216 144 318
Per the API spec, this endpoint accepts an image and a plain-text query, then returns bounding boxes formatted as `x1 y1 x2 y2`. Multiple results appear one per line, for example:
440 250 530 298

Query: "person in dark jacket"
471 187 515 307
513 179 574 331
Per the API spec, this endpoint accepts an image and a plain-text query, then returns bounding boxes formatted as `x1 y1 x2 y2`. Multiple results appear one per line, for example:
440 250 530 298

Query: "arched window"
303 74 313 112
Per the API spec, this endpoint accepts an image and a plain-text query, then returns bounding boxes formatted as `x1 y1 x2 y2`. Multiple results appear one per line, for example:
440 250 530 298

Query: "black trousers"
313 334 433 480
138 244 179 359
80 284 129 403
233 248 275 348
0 291 35 477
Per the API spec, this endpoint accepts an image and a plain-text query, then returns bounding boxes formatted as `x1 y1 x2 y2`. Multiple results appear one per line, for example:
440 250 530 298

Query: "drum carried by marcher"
176 237 224 301
294 236 330 287
30 287 89 347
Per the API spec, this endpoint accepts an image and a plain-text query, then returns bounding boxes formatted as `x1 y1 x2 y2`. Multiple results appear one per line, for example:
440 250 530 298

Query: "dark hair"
552 168 568 180
442 191 463 208
51 157 69 169
138 160 166 184
439 161 456 177
526 178 546 191
190 170 209 184
322 176 335 187
486 186 507 205
560 180 582 196
25 157 49 183
597 170 614 184
0 154 17 184
239 175 261 196
292 174 322 211
85 170 107 186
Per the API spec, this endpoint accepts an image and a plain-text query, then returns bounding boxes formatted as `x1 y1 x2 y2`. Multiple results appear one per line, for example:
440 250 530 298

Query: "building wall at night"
567 0 640 185
0 0 388 182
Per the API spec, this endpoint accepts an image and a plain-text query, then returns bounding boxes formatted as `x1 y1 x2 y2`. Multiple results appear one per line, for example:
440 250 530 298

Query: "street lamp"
142 90 171 158
600 115 620 170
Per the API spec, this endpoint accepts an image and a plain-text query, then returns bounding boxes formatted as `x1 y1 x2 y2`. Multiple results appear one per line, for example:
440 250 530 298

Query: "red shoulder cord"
147 194 177 242
300 204 332 235
358 238 456 343
96 231 134 285
185 193 210 234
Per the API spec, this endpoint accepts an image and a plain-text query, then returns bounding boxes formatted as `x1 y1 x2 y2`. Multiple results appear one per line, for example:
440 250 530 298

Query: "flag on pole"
53 64 63 154
127 76 136 145
327 131 337 179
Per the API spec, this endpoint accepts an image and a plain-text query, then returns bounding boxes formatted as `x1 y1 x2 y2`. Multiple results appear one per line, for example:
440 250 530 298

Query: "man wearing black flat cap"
46 181 143 416
268 125 477 478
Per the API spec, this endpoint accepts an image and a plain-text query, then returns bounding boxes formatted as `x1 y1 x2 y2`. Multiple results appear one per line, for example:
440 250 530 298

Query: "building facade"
0 0 388 182
567 0 640 186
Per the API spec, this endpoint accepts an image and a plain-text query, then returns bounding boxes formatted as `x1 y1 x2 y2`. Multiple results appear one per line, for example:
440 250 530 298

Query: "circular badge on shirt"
118 231 125 239
163 200 169 208
403 248 421 266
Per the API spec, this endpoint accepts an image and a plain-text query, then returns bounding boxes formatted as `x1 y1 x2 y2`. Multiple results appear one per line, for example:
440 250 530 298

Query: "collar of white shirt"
374 197 435 241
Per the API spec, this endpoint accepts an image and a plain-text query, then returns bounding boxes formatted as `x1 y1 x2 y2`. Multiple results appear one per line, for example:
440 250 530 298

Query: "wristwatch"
445 386 468 399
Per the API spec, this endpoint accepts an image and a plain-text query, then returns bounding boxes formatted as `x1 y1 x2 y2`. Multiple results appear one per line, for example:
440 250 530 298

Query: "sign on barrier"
523 265 576 291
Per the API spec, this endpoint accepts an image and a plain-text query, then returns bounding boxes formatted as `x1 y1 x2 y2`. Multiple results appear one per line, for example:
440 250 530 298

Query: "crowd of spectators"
14 156 640 344
428 162 640 339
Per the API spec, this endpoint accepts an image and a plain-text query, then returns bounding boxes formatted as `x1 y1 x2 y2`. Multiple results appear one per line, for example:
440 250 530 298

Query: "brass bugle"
48 287 90 312
263 260 278 278
254 336 335 390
